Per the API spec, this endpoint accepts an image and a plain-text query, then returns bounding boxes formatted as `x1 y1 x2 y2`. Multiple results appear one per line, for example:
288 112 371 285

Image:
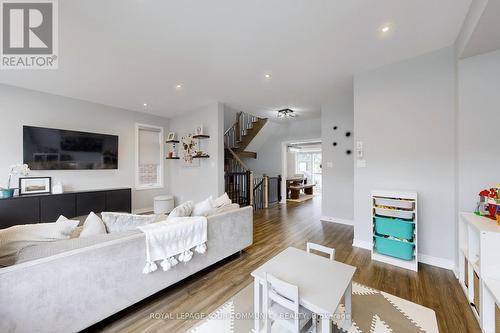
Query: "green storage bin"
374 235 415 261
374 216 415 240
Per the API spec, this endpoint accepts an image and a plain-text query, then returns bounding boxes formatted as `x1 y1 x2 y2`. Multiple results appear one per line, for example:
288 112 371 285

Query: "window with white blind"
135 124 164 189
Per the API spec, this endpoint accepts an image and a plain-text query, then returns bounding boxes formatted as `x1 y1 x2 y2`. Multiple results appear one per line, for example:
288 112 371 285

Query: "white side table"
154 195 174 214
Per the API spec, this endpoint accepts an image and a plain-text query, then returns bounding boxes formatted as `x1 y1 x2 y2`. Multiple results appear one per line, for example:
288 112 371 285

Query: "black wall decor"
332 125 353 151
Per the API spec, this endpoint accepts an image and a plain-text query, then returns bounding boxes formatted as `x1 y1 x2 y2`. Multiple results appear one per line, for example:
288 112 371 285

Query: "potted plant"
0 164 30 199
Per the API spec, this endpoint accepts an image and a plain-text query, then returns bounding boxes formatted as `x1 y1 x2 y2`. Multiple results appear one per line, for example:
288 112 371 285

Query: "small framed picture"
167 132 176 141
19 177 52 196
195 126 203 136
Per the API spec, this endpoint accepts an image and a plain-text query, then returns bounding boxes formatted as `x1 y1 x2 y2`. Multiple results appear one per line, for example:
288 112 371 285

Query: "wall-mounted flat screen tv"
23 126 119 170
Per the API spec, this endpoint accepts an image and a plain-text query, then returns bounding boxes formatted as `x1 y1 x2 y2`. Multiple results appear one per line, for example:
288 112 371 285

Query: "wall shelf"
166 140 180 144
165 157 180 160
192 155 210 159
193 134 210 139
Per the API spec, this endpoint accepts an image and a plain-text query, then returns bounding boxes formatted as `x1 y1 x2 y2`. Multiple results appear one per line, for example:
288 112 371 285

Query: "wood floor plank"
85 198 480 333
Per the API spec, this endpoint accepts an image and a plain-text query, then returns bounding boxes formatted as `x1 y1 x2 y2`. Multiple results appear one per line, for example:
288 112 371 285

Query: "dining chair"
306 242 336 260
264 273 314 333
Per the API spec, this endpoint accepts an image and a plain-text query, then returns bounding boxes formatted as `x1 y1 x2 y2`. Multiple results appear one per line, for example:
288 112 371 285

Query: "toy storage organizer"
371 190 418 272
458 212 500 333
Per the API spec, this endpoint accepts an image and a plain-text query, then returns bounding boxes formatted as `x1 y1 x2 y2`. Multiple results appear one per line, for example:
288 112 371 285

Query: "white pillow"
212 193 232 208
0 216 79 267
168 201 194 219
192 197 215 217
208 203 240 216
101 212 156 233
47 216 80 238
80 212 107 237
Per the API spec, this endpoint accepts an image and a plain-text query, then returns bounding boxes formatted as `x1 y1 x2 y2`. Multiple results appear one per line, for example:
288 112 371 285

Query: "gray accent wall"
458 50 500 212
168 102 225 204
0 84 170 212
321 86 354 222
353 47 457 263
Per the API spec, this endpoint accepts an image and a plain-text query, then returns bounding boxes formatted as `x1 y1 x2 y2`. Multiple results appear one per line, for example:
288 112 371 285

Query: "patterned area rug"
188 282 439 333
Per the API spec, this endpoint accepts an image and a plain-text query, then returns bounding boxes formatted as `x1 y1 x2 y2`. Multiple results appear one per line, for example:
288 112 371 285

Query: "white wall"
0 84 170 212
353 47 457 265
169 102 225 204
223 105 239 132
245 118 321 176
321 87 354 222
286 151 296 177
458 50 500 212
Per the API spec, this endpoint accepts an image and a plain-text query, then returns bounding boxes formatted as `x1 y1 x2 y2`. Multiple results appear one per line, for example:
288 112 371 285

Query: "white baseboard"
133 207 154 214
351 239 455 271
418 254 455 271
352 238 372 250
320 216 354 226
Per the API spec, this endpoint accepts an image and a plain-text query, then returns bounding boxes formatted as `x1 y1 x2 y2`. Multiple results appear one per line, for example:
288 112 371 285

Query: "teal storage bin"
374 216 414 240
374 235 415 261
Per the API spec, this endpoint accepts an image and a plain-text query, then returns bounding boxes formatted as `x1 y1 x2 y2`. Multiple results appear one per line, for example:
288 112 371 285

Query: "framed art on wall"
180 132 200 167
167 132 176 141
19 177 52 196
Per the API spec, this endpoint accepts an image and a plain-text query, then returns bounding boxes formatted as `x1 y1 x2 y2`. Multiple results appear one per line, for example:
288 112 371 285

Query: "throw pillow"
0 216 79 267
101 212 157 233
212 193 232 208
208 203 240 216
168 201 195 219
192 197 215 217
79 212 107 237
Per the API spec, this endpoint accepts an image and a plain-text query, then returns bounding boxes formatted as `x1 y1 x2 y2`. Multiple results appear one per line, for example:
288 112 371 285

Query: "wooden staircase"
224 111 269 208
224 112 268 169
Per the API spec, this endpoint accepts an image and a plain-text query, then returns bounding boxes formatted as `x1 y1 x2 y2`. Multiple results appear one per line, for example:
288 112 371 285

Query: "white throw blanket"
138 216 207 274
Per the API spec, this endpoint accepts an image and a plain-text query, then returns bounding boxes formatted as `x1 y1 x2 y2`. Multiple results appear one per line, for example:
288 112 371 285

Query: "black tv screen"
23 126 119 170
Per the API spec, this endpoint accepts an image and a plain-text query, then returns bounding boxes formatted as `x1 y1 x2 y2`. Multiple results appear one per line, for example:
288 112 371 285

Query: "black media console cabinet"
0 188 131 229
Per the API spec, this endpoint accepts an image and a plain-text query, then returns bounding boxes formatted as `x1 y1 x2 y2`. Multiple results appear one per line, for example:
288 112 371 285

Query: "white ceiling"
461 0 500 58
0 0 471 119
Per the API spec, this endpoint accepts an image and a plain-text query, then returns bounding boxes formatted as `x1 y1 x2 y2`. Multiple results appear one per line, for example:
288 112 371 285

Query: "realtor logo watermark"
1 0 58 69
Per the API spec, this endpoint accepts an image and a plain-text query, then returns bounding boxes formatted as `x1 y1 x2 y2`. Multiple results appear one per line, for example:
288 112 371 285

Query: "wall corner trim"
352 238 372 250
320 216 354 226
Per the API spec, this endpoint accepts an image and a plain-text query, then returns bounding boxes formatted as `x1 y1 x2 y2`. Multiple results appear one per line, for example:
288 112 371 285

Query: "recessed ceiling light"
381 25 391 33
265 74 271 79
143 103 147 107
176 84 182 89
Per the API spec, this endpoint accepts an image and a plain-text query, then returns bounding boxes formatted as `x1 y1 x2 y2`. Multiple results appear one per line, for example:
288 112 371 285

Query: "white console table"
458 212 500 332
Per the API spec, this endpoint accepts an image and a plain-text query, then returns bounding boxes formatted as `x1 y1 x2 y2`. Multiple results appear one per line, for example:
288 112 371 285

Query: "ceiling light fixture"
143 103 147 107
381 26 390 33
277 108 296 118
176 84 182 89
265 74 271 79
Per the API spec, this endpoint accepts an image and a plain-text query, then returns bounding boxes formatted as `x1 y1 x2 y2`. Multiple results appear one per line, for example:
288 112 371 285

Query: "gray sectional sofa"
0 206 253 333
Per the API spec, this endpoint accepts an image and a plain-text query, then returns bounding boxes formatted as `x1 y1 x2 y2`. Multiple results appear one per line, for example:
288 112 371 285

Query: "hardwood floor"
87 198 480 333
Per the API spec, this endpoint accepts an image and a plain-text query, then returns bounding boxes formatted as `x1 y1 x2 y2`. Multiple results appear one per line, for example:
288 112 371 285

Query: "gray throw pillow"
167 201 194 220
101 212 156 233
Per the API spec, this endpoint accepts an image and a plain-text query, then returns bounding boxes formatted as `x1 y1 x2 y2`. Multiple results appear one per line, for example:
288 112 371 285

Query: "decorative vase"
0 188 15 199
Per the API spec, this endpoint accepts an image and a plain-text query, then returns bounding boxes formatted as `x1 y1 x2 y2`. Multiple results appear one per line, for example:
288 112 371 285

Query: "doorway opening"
282 140 322 203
